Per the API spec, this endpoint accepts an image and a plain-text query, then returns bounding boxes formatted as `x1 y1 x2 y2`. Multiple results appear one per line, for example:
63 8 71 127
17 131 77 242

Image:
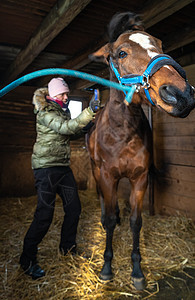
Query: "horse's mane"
108 12 144 43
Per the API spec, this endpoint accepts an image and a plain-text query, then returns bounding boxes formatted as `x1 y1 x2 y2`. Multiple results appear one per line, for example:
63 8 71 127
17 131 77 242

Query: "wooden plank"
164 23 195 52
1 86 36 101
0 106 33 115
176 52 195 68
154 136 195 151
0 129 35 136
154 149 195 166
0 101 33 109
0 131 35 138
143 0 193 29
155 191 194 211
155 177 195 198
153 109 195 124
159 205 195 220
70 68 109 90
0 109 33 116
165 164 195 182
4 0 92 84
0 125 35 131
0 116 35 124
154 191 195 220
153 121 195 136
0 144 33 152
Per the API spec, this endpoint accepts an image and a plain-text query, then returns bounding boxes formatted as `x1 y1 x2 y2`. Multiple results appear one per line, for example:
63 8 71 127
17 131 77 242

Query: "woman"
19 77 100 279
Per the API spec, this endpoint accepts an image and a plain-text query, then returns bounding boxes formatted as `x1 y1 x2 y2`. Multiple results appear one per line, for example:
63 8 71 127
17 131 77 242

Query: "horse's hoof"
99 272 113 281
132 277 145 290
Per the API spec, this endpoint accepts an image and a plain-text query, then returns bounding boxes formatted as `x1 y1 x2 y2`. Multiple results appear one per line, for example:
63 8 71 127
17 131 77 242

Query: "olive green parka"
31 87 94 169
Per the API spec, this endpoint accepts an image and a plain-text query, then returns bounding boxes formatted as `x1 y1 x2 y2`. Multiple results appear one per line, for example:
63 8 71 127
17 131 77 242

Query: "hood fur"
32 87 49 111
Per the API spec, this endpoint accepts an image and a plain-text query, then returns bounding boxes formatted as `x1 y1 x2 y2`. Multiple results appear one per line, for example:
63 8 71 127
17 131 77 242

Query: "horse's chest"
100 133 148 177
119 137 147 166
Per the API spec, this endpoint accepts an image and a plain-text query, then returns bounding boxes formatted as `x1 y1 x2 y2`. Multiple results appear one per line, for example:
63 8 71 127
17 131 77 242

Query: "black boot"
20 254 45 280
23 263 45 280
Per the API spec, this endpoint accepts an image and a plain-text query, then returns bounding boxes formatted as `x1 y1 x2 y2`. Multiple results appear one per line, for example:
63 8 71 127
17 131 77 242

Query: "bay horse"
87 12 195 290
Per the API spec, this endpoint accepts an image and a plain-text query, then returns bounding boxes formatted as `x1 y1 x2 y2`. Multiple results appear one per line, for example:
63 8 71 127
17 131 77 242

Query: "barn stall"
0 0 195 299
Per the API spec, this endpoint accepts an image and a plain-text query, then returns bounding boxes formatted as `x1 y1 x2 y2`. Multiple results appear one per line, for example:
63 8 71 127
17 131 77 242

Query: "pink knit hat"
48 77 70 98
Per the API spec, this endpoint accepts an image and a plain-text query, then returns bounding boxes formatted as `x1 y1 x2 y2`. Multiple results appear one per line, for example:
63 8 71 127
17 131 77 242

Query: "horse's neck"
107 88 144 126
104 88 152 147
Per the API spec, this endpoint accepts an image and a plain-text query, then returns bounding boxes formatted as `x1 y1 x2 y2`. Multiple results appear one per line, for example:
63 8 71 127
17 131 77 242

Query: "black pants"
20 166 81 268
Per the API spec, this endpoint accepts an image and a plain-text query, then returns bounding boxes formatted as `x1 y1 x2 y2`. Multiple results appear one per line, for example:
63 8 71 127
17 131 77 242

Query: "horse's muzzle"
159 83 195 117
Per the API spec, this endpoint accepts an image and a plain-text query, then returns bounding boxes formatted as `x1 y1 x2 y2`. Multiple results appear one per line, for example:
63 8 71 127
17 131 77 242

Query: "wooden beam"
143 0 193 28
70 68 109 90
61 33 107 69
4 0 92 84
38 33 108 87
175 52 195 67
164 24 195 52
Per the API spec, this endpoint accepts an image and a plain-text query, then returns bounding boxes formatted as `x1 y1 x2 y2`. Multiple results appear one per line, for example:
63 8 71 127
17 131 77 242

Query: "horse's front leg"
100 195 120 229
129 171 148 290
99 171 118 281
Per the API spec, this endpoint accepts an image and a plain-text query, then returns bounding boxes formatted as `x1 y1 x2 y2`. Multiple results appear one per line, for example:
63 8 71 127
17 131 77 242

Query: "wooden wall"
152 108 195 220
0 86 36 196
152 65 195 220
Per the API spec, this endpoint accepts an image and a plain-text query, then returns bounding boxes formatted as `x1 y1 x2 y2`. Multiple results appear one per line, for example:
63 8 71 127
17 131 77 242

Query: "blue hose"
0 68 136 103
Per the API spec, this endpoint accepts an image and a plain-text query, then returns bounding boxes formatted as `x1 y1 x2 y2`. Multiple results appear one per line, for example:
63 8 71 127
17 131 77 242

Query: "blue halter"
110 54 187 105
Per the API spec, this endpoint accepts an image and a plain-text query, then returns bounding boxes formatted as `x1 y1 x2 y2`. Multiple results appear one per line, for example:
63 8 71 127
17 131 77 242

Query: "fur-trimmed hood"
32 87 49 111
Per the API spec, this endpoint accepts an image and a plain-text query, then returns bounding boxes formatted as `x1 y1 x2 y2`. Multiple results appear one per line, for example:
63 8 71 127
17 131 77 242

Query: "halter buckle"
135 85 140 93
142 75 150 89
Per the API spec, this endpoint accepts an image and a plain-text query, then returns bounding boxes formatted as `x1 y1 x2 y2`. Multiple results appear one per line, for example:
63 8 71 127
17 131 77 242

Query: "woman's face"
55 92 69 103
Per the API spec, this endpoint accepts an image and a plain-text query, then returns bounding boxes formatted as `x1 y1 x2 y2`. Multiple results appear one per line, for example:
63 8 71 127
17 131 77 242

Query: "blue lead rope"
0 68 136 104
0 54 186 107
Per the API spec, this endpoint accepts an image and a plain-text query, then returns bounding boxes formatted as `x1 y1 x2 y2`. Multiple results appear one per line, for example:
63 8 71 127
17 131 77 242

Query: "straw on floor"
0 190 194 299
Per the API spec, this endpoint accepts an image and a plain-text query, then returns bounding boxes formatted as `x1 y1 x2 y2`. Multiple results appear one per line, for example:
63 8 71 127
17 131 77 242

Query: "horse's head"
90 12 195 118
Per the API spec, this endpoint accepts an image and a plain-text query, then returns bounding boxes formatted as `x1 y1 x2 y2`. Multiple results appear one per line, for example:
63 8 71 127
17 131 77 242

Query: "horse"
87 12 195 290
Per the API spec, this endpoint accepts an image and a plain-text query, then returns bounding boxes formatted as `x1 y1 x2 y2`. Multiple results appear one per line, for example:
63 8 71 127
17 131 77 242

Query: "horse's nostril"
159 85 177 105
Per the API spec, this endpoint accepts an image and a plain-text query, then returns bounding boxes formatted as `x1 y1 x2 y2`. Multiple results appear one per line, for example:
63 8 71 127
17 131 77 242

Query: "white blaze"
129 33 171 70
129 33 158 58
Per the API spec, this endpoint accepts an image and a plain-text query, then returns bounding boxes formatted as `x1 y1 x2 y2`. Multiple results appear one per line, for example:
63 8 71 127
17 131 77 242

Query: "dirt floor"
0 190 194 299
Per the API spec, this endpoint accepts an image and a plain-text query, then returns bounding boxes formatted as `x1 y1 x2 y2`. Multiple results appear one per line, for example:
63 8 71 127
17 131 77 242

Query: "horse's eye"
118 51 127 59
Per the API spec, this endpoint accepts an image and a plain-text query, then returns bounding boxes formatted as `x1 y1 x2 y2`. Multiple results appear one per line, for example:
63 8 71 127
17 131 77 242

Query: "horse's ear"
155 38 162 51
89 43 110 65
